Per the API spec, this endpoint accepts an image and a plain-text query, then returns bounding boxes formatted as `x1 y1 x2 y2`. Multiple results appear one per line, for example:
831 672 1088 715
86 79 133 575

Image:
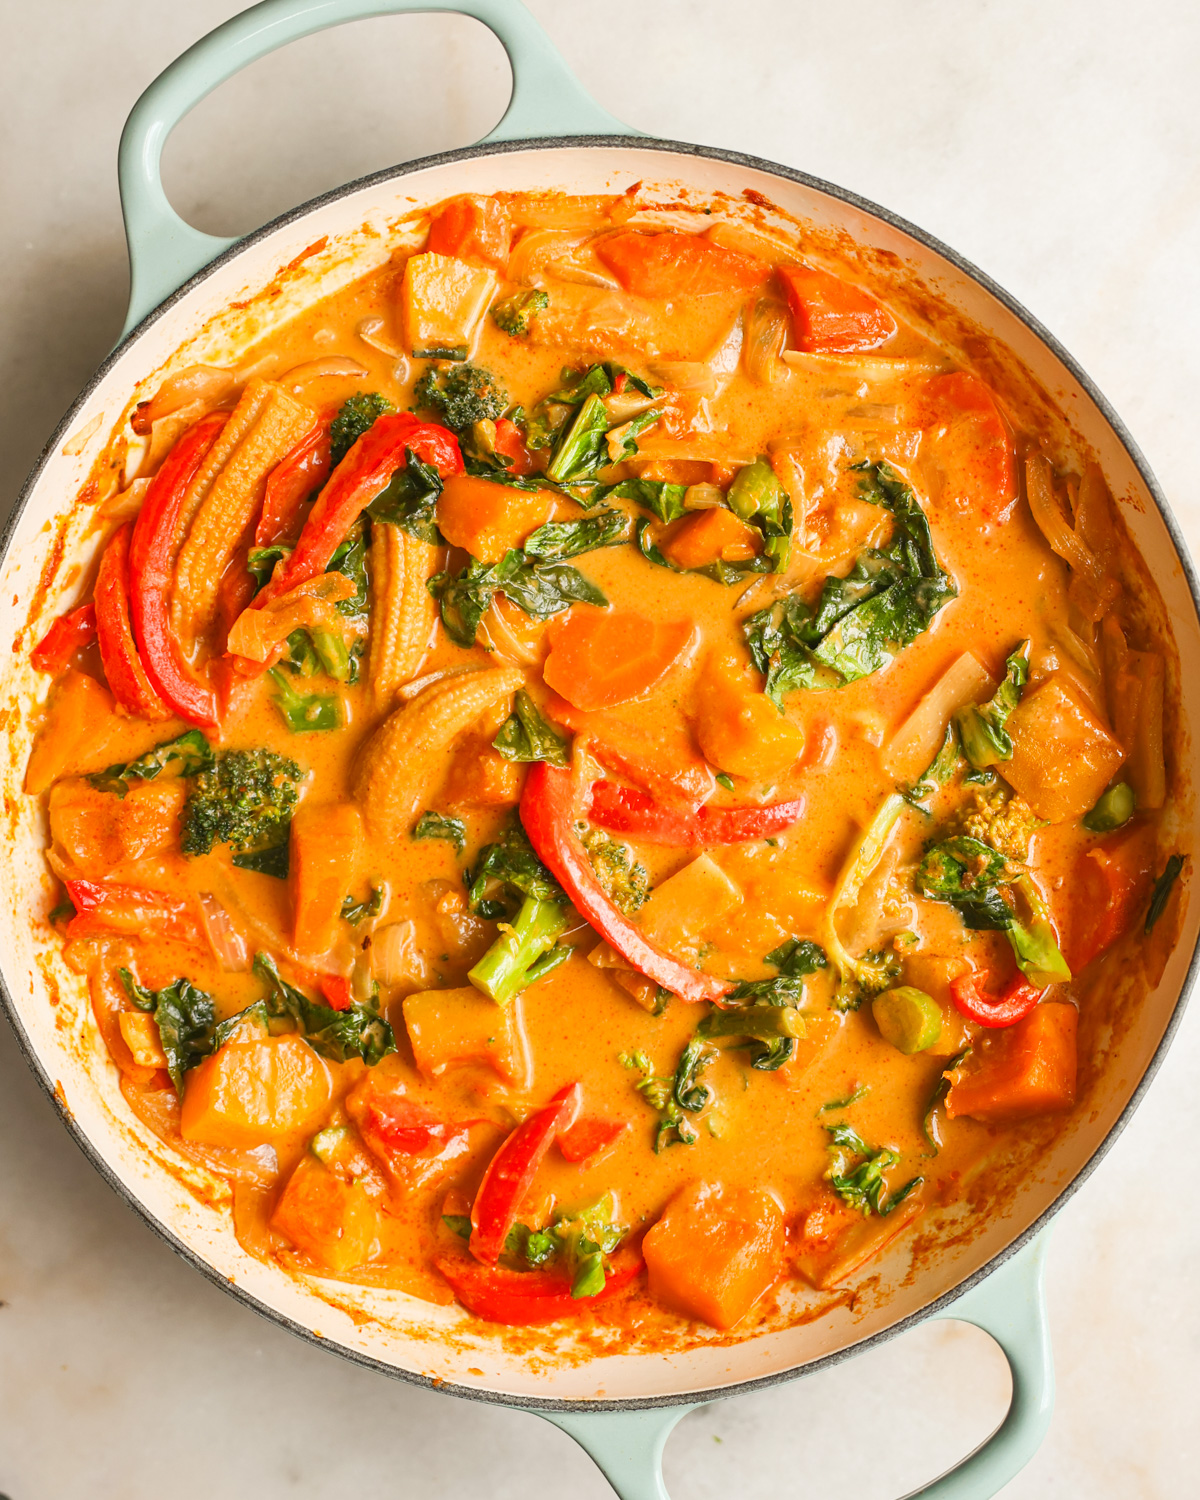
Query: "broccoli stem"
468 894 570 1006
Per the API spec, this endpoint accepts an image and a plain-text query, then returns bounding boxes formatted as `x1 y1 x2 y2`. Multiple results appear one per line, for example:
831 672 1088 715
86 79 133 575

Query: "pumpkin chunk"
179 1030 332 1148
290 802 363 956
691 653 804 780
643 1180 784 1329
945 1002 1077 1124
436 473 553 563
1003 674 1124 823
271 1155 378 1273
402 986 529 1085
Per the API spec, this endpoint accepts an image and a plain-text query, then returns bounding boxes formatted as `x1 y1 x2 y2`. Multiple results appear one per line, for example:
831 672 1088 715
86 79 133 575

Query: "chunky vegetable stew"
23 188 1187 1337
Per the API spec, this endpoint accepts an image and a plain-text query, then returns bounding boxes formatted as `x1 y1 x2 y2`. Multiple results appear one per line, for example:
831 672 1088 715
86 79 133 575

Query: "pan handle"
118 0 629 337
538 1229 1054 1500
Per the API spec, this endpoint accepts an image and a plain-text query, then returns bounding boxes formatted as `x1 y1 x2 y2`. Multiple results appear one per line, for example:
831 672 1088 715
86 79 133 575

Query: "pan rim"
3 130 1197 1415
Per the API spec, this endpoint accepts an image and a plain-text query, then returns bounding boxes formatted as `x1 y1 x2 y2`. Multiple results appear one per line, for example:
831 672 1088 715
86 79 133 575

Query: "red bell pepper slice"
588 779 806 846
31 603 96 675
64 879 203 947
520 762 732 1005
950 969 1046 1029
367 1096 470 1156
558 1115 629 1164
491 417 534 477
778 264 897 354
254 415 332 548
94 522 172 720
469 1081 582 1264
437 1246 643 1325
257 413 462 606
128 411 228 726
317 973 353 1012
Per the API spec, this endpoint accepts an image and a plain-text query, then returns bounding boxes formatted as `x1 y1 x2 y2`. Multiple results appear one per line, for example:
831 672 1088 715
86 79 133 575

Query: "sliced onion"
478 599 543 667
99 476 151 522
357 316 402 357
704 220 801 267
370 919 432 989
280 356 369 390
684 482 724 510
650 361 716 395
61 411 105 457
742 296 789 385
137 404 206 480
544 259 621 289
781 350 942 380
507 228 585 286
198 892 251 972
1025 453 1103 582
1074 463 1117 556
132 365 236 433
603 390 662 423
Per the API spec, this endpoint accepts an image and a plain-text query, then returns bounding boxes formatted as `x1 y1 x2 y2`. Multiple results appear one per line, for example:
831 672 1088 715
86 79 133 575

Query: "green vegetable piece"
412 810 467 854
578 826 650 914
468 893 570 1005
546 392 610 484
714 771 735 791
311 1125 350 1165
727 455 792 571
268 667 342 733
697 1003 804 1072
181 748 302 857
231 842 290 879
571 1252 607 1299
492 288 549 336
956 640 1030 769
1146 854 1185 934
818 1084 869 1114
1083 782 1135 833
120 969 216 1094
442 1214 472 1240
341 886 384 925
88 729 215 798
330 392 394 467
598 477 688 524
523 508 631 561
414 363 506 433
492 689 571 767
429 549 607 648
367 450 443 544
825 1122 923 1217
1007 874 1072 984
903 722 963 810
765 937 828 977
253 952 395 1066
466 817 564 916
247 543 291 591
871 986 943 1055
923 1050 969 1152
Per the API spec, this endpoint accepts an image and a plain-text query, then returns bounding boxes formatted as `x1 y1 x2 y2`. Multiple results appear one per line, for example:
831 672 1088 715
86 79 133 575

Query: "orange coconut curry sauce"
21 189 1186 1338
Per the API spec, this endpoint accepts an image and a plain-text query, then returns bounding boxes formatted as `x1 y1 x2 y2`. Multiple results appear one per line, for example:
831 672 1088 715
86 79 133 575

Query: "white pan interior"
1 141 1196 1405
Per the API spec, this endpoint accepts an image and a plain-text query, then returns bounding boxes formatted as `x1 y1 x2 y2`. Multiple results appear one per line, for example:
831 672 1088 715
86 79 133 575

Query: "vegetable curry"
22 188 1186 1338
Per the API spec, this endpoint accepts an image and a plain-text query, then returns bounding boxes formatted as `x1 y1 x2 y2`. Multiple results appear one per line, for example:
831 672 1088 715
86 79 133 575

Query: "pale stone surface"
1 2 1197 1495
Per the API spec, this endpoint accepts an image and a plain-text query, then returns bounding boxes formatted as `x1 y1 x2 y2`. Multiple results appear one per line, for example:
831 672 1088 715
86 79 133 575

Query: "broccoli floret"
414 362 507 433
492 289 549 337
956 784 1044 861
181 750 303 856
577 825 650 915
468 894 571 1005
330 392 394 467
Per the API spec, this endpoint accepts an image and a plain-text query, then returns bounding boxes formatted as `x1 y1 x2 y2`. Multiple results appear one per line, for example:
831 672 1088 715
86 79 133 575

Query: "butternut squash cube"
290 802 363 956
49 777 185 878
692 653 804 781
179 1032 332 1148
25 669 124 795
1003 675 1124 823
638 852 743 953
401 252 497 359
643 1180 784 1329
658 508 761 570
403 986 528 1084
437 472 553 563
946 1001 1077 1124
271 1155 378 1274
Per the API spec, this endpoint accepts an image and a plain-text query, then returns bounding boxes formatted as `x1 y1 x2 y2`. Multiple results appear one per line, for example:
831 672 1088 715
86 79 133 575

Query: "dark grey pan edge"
2 132 1197 1416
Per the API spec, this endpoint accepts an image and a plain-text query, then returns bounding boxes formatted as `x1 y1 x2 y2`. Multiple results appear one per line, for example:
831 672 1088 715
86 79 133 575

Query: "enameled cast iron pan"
2 3 1198 1496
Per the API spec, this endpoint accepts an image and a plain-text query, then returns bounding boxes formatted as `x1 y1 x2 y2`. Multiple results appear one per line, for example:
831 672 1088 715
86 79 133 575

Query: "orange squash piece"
179 1029 332 1148
793 1188 924 1288
658 508 762 570
427 194 512 270
595 231 767 300
777 264 896 354
25 669 125 795
436 473 553 563
442 733 526 808
643 1180 784 1329
49 777 185 878
271 1155 378 1273
945 1002 1077 1125
918 372 1017 522
691 652 804 780
542 610 697 711
1068 821 1156 971
1003 674 1125 824
402 985 529 1084
290 802 363 956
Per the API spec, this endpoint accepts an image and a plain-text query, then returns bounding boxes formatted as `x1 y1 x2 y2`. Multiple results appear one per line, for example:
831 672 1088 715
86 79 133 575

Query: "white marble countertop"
1 2 1198 1495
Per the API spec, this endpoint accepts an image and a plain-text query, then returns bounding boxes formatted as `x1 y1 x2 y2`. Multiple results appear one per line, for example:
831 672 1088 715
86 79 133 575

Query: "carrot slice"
777 265 896 354
1068 821 1156 971
657 508 761 570
595 231 767 299
427 195 512 270
542 610 697 711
